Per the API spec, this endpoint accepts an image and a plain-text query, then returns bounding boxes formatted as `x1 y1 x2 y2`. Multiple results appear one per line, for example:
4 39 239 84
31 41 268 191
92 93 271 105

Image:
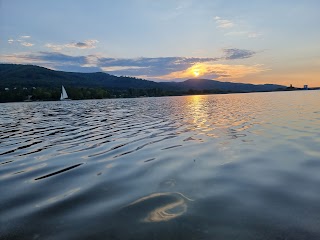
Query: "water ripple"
34 163 84 180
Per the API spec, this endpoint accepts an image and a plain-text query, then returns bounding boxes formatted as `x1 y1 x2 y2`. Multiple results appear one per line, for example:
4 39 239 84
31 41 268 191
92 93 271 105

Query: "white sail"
60 86 69 100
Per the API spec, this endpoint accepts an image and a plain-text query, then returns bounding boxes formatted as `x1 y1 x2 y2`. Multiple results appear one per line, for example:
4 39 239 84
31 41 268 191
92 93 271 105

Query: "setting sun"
193 69 200 77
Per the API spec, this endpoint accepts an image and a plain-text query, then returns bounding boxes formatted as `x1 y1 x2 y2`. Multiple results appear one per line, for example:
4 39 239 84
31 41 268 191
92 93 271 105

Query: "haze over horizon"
1 0 319 87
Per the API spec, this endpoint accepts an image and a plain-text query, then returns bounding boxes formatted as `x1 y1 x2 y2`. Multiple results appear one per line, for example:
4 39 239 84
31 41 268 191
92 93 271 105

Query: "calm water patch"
1 91 320 239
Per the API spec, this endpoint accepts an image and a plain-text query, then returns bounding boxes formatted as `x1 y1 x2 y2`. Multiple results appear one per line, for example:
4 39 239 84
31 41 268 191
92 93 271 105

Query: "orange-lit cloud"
0 52 39 64
157 63 267 80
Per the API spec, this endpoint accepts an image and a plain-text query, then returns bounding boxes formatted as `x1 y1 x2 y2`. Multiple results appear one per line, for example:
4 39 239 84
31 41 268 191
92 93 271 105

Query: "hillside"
163 79 284 92
0 64 161 89
0 64 285 92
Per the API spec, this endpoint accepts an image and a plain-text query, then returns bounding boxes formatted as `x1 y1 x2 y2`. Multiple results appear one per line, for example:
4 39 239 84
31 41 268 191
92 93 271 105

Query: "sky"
1 0 320 87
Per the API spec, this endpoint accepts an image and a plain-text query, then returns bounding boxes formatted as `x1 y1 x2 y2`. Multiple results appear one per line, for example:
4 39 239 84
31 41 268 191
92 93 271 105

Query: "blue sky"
1 0 320 87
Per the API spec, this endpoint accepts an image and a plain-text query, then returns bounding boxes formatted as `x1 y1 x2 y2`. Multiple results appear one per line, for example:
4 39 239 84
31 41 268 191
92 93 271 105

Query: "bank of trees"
0 86 235 103
0 87 181 102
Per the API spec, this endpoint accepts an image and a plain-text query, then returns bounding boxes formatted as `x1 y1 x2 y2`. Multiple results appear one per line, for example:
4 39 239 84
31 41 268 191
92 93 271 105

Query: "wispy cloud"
215 16 263 39
45 40 99 51
45 44 62 51
101 66 147 72
175 0 193 10
223 48 256 60
65 40 98 49
214 16 234 29
20 42 34 47
7 36 34 47
1 52 41 65
0 52 87 69
160 1 193 21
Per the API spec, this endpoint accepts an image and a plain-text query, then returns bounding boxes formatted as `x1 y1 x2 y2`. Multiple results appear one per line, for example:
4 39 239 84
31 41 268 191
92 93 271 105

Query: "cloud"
45 44 63 51
96 56 220 76
20 42 34 47
175 0 193 11
214 16 234 29
215 17 263 39
45 39 99 51
65 40 98 49
101 66 147 72
0 51 100 73
160 1 193 21
7 36 34 46
223 48 256 60
37 52 87 64
1 52 40 65
0 49 261 80
0 52 87 70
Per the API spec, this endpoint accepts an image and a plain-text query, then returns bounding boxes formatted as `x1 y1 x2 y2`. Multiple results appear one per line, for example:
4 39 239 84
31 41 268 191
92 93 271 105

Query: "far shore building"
304 85 308 90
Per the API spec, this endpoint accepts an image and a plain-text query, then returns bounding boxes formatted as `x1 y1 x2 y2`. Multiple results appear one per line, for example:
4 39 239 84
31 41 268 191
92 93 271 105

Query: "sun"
193 70 200 77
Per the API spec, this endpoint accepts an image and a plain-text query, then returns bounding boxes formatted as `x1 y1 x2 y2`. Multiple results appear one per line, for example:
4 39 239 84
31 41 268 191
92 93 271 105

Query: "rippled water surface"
1 91 320 240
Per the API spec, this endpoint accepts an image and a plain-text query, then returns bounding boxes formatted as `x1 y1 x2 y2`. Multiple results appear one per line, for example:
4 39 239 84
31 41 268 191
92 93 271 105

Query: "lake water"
1 91 320 240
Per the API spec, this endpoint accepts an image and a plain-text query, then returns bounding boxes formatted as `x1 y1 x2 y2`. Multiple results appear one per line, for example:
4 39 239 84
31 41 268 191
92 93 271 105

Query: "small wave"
161 145 182 150
34 163 83 180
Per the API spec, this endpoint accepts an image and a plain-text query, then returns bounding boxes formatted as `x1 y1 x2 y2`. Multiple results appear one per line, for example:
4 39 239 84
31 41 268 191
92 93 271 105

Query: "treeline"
0 86 233 103
0 87 110 102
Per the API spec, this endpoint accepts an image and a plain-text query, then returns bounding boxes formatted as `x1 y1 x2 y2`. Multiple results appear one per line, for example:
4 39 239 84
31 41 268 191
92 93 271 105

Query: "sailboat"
60 85 71 101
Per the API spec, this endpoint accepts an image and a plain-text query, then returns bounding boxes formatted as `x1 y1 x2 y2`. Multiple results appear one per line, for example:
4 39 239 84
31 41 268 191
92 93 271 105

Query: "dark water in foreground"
1 91 320 240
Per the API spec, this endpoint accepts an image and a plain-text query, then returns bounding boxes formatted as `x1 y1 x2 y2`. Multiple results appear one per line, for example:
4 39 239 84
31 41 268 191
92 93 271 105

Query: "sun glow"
156 62 266 80
193 69 200 77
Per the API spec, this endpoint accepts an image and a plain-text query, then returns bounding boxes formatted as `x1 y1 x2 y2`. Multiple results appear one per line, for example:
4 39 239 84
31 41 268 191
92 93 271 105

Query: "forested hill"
0 64 161 89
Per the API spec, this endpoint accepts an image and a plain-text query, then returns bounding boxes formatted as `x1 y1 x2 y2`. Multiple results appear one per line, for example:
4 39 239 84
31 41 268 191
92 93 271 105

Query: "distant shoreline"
1 88 318 104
